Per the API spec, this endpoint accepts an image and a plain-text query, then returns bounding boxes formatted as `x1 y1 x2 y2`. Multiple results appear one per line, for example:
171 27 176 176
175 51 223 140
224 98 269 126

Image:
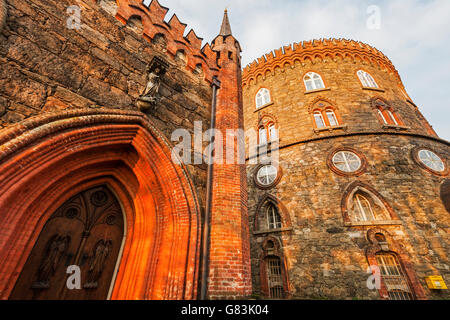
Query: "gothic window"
268 123 278 141
310 100 342 130
349 190 390 223
259 126 268 145
326 109 338 126
357 70 378 88
314 111 325 128
256 165 279 187
256 88 271 109
266 203 282 230
418 149 445 173
332 151 362 173
376 253 414 300
354 194 376 221
377 109 388 124
373 99 403 126
304 72 325 91
266 256 284 299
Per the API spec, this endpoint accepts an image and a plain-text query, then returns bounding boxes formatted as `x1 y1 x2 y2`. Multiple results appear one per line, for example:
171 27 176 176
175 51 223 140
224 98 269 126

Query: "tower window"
266 203 282 230
314 111 326 128
325 109 338 126
376 253 413 300
373 99 403 127
256 88 271 109
304 72 325 91
259 127 268 145
256 165 278 187
354 194 376 222
358 70 378 88
332 151 362 173
418 149 445 173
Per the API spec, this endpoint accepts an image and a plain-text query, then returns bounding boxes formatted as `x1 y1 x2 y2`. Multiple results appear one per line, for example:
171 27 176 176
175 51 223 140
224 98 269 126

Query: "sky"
143 0 450 141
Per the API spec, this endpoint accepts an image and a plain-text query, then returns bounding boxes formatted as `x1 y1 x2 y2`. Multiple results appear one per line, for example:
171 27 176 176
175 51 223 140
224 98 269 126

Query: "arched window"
350 190 390 223
377 108 388 124
268 123 278 141
373 99 403 126
256 88 271 109
387 110 399 126
325 109 339 126
259 127 268 145
304 72 325 91
358 70 378 88
266 203 282 230
354 194 376 222
266 256 284 299
313 111 325 128
376 253 413 300
258 119 278 145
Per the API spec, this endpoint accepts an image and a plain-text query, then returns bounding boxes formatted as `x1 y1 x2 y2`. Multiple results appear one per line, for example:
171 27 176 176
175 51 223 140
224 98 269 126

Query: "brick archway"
0 109 201 300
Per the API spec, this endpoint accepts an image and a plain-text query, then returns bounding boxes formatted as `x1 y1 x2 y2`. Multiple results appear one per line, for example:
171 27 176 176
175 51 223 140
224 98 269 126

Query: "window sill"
314 125 348 134
382 125 410 131
253 227 293 236
254 102 274 113
344 220 403 227
304 88 331 95
362 87 385 92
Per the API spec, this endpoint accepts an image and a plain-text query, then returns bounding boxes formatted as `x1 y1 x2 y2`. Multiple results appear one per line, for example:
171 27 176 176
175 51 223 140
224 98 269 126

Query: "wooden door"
10 186 124 300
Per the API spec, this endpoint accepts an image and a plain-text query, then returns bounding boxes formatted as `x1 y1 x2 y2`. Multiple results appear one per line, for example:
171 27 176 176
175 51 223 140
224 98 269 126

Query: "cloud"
151 0 450 140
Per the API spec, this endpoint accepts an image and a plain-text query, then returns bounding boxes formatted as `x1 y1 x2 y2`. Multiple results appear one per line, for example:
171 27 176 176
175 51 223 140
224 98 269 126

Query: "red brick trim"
327 147 368 177
341 181 400 225
0 109 201 300
259 237 290 299
365 228 427 300
411 146 449 177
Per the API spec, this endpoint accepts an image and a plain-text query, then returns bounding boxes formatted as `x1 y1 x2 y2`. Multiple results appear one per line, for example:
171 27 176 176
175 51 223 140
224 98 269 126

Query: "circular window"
332 151 362 173
418 149 445 173
256 165 279 188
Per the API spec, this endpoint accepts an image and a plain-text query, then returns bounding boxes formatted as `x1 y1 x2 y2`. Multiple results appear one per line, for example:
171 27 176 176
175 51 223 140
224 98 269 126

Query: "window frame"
303 72 326 91
357 70 379 88
328 148 367 177
412 147 447 176
254 164 283 190
255 88 272 109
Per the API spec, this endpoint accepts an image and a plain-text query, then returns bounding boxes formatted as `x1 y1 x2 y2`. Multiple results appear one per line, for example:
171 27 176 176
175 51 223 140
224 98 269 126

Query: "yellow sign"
425 276 448 290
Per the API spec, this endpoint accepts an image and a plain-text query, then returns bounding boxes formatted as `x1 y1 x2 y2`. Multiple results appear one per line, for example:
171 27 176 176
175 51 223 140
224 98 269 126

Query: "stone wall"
243 41 450 300
0 0 212 208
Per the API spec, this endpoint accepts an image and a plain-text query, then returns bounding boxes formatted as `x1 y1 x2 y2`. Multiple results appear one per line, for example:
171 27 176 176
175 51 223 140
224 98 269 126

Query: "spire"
219 9 232 36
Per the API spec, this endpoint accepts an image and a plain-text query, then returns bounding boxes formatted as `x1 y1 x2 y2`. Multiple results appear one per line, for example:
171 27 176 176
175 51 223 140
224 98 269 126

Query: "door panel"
10 186 124 300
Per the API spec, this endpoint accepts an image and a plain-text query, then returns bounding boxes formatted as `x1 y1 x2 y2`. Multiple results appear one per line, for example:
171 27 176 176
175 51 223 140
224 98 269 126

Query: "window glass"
418 150 445 172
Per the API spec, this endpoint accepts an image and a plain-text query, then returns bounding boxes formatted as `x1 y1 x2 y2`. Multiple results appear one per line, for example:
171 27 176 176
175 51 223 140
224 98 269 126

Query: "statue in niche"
137 56 169 112
84 240 112 289
32 235 70 289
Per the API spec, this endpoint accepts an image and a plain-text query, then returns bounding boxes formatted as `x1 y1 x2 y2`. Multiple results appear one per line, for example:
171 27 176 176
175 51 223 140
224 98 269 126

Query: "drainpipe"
0 0 7 32
200 76 221 300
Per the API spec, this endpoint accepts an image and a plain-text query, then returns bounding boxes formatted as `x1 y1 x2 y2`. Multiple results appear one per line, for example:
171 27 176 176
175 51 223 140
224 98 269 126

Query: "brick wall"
0 0 213 207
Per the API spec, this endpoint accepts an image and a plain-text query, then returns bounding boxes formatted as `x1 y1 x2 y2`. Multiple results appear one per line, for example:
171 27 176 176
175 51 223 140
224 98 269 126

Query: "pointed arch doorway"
10 185 125 300
0 109 201 300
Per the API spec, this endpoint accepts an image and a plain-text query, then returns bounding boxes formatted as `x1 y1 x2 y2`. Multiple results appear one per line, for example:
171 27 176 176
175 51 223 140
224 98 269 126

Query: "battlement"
112 0 220 83
242 38 401 87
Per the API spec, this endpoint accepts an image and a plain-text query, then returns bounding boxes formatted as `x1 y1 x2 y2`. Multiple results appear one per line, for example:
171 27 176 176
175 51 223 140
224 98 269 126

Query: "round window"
256 165 278 187
418 149 445 172
332 151 362 173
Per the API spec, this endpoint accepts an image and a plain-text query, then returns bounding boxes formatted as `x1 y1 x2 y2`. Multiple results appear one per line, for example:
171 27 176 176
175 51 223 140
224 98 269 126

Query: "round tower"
243 39 449 300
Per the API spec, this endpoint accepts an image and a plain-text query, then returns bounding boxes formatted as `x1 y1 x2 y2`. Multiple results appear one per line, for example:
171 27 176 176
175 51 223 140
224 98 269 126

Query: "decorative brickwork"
0 110 201 299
